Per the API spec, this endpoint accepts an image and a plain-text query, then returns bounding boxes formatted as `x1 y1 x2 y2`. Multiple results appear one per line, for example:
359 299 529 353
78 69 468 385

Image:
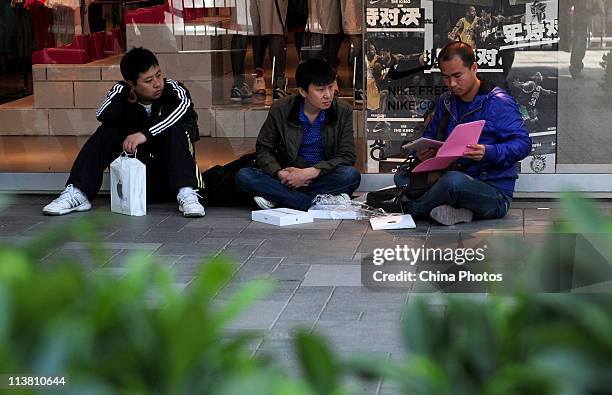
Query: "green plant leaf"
294 330 341 395
559 191 612 233
212 279 274 329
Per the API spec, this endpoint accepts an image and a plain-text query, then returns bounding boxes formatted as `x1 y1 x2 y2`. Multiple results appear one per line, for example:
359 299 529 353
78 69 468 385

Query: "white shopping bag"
110 151 147 216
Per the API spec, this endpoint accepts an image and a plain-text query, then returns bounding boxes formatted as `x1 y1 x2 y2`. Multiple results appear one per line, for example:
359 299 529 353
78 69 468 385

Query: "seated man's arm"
96 81 131 124
414 97 446 160
143 79 193 140
255 109 284 178
481 95 532 166
311 105 356 176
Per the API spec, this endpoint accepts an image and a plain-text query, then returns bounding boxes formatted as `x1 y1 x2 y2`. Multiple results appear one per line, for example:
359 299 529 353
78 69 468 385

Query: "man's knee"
334 166 361 187
438 171 469 192
235 167 262 190
93 125 123 140
394 171 410 188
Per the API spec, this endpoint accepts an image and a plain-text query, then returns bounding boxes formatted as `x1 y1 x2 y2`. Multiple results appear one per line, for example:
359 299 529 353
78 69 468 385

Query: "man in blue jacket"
394 42 531 225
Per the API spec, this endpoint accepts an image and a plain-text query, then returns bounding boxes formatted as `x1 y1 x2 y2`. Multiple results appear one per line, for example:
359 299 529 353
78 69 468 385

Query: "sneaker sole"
183 212 205 218
254 196 275 210
179 207 205 218
430 205 473 226
43 202 91 216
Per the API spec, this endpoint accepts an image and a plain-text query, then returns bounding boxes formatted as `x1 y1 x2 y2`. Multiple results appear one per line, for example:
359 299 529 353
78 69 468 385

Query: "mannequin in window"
340 0 363 105
307 0 343 71
250 0 289 100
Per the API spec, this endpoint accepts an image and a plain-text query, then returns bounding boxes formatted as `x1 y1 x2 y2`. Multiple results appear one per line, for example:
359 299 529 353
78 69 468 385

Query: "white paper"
308 206 361 220
370 214 416 230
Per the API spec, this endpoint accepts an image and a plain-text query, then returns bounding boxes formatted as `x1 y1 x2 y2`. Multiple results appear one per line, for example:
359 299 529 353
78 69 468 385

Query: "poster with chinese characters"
365 0 431 172
365 0 559 174
425 0 558 173
504 0 559 173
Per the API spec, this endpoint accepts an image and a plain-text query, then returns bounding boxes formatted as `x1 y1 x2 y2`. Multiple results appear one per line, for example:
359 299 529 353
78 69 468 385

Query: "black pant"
322 33 343 70
67 124 201 202
348 34 363 90
252 34 287 89
231 34 249 86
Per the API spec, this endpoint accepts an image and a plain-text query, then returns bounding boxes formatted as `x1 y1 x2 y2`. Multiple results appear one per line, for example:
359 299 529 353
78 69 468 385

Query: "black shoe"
230 83 253 102
366 187 410 214
273 87 289 101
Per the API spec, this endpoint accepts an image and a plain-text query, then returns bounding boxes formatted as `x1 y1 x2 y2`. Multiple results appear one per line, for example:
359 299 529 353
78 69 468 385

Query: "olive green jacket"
255 95 356 177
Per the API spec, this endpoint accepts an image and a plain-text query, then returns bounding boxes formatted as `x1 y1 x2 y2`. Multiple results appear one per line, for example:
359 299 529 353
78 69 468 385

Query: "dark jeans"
235 166 361 211
67 124 201 202
394 170 511 219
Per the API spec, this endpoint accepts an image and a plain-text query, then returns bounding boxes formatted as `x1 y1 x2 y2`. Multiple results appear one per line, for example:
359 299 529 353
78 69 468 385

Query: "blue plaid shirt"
297 102 326 166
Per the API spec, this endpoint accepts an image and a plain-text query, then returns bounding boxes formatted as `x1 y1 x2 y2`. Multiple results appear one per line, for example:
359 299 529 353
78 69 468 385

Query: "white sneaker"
252 68 266 95
311 193 351 206
430 205 473 226
177 188 205 217
254 196 276 210
43 184 91 216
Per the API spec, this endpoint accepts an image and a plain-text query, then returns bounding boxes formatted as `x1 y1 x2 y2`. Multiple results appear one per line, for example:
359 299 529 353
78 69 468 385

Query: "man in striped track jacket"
43 47 206 217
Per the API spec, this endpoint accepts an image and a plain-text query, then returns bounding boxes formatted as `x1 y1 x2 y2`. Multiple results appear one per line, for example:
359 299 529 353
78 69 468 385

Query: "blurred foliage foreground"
0 193 612 395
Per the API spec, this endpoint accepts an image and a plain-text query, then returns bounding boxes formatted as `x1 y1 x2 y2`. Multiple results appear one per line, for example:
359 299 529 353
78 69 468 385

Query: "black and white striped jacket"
95 78 198 141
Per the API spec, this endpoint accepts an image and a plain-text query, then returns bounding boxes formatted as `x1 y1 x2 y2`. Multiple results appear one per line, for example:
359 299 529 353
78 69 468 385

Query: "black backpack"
366 111 453 213
201 153 257 207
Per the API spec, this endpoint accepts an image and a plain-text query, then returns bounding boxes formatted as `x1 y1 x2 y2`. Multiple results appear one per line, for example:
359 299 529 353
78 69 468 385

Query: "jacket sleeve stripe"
149 79 189 134
96 84 124 117
149 79 191 136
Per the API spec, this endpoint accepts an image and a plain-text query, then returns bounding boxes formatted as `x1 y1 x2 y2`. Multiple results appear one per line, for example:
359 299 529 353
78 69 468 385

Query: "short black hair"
295 59 336 91
438 41 475 68
120 47 159 83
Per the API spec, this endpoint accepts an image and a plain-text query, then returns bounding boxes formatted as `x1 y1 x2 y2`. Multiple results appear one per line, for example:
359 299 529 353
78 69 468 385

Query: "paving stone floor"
2 195 612 394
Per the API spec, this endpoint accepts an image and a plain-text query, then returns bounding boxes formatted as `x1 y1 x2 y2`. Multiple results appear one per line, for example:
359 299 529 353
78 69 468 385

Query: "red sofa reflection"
32 28 124 64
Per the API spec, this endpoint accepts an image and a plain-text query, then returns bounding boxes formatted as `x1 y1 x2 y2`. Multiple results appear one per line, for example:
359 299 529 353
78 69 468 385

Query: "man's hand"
277 169 290 183
416 147 437 161
463 144 486 161
123 132 147 153
279 167 321 189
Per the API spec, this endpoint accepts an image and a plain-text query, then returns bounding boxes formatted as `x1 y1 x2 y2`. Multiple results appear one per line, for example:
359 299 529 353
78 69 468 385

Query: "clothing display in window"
249 0 287 35
307 0 341 34
1 0 35 98
340 0 361 35
341 0 363 93
50 4 75 47
249 0 288 94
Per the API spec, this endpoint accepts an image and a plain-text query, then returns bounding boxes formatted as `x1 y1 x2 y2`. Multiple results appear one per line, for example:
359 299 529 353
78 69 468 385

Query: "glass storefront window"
1 0 611 191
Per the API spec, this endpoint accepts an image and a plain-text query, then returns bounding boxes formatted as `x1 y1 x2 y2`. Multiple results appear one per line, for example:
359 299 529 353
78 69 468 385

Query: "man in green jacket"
235 59 361 211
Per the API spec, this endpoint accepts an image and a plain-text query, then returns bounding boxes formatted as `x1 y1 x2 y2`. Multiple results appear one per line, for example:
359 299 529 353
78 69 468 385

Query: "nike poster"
365 0 559 174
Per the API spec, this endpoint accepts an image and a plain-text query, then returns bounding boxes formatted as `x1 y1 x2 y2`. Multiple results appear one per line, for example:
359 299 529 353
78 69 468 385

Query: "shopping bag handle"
121 150 137 158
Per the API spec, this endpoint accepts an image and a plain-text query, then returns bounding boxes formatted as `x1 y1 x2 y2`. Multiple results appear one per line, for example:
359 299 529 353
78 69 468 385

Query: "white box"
308 206 361 220
251 208 314 226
